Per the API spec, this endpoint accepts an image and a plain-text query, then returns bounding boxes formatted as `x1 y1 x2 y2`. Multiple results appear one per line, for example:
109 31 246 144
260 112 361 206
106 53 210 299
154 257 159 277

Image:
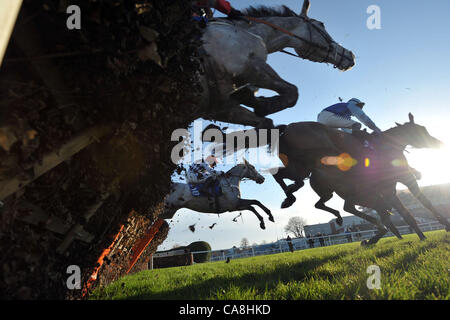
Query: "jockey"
317 98 382 134
317 98 381 148
192 0 242 22
186 155 224 191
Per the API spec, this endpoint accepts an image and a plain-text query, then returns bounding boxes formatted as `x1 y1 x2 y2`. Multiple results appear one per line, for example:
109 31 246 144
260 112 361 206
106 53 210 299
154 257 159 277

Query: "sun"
406 146 450 186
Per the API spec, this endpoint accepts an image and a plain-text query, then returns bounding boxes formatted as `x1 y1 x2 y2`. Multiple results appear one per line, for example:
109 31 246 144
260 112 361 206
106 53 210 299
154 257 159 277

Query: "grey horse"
160 159 274 230
197 1 355 128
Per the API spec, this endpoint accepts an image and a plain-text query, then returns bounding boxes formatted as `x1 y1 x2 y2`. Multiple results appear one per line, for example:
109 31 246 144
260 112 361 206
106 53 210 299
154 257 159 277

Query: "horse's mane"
225 163 244 175
240 5 298 18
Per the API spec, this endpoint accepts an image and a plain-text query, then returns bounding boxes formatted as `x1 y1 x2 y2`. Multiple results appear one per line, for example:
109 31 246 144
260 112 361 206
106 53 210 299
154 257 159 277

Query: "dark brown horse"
203 113 449 244
275 113 449 244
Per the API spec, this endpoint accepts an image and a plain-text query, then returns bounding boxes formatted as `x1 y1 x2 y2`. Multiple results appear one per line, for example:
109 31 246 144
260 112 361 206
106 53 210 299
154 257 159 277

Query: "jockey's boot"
351 124 374 150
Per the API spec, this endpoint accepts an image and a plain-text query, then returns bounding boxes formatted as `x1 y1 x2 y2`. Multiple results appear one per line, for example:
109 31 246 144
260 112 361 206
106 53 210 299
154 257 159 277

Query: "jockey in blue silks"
317 98 382 134
186 155 224 193
317 98 423 178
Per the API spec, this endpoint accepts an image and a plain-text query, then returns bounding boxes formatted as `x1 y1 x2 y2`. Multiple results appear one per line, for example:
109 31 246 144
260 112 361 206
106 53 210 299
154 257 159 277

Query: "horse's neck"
232 17 304 53
220 173 241 197
226 175 241 187
225 167 242 183
223 167 243 187
381 127 408 151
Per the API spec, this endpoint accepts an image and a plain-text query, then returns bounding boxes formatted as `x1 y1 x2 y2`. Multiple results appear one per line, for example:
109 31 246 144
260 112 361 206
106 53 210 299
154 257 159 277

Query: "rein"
244 16 327 50
242 15 343 68
379 130 409 153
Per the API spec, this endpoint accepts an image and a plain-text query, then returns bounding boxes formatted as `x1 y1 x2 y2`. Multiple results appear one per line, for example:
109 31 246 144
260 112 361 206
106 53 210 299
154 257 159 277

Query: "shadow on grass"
122 251 347 300
106 232 448 300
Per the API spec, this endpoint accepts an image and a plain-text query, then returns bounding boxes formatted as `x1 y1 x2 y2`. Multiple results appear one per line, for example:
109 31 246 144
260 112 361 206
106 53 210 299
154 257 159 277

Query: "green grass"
91 230 450 300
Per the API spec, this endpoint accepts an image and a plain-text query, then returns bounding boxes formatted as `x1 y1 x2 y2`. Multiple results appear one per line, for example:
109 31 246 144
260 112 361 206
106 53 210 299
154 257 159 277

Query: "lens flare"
321 153 357 171
391 159 408 167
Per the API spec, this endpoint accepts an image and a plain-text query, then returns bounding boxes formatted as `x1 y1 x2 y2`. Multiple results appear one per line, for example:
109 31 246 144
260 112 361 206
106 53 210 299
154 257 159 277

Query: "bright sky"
159 0 450 251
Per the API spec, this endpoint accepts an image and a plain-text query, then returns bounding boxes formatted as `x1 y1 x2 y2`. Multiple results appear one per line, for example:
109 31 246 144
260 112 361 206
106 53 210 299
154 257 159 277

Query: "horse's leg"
273 163 307 209
241 205 266 230
206 104 273 129
309 173 343 224
314 194 343 226
238 199 274 222
161 197 180 219
272 167 290 195
379 210 402 239
391 195 426 240
342 201 388 245
160 185 186 219
400 174 450 230
343 202 381 226
272 167 297 208
374 206 403 240
236 57 298 117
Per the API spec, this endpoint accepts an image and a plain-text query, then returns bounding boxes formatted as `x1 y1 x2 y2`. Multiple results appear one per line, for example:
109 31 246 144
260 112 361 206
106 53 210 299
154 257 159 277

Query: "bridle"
242 15 346 69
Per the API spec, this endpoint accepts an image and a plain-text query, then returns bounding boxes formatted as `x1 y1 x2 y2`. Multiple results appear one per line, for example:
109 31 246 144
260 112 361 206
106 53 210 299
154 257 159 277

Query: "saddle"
351 128 376 150
188 180 222 198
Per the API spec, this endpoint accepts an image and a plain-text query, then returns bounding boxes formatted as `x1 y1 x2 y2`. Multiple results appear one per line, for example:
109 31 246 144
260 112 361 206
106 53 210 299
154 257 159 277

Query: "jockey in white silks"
186 155 224 191
317 98 382 134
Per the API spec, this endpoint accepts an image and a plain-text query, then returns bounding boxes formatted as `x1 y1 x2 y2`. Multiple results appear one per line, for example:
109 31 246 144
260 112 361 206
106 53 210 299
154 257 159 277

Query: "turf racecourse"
91 230 449 300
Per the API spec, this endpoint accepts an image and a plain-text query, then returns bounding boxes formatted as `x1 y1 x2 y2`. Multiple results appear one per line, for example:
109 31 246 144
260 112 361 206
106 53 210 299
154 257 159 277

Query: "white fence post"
149 254 153 270
185 222 445 264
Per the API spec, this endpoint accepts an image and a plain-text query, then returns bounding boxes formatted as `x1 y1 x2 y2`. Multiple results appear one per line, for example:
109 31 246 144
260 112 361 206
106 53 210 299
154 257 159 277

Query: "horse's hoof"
281 196 296 209
269 216 275 223
336 217 343 226
360 240 368 247
260 223 266 230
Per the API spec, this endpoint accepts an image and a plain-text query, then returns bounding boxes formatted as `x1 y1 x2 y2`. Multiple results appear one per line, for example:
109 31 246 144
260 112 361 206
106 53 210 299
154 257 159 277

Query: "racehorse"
160 159 274 230
205 114 450 244
196 1 355 129
277 113 449 244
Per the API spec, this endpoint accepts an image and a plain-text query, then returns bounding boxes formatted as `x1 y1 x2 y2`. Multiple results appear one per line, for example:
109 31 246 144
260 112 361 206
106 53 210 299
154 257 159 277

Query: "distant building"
395 183 450 221
304 222 333 236
359 183 450 226
305 215 371 236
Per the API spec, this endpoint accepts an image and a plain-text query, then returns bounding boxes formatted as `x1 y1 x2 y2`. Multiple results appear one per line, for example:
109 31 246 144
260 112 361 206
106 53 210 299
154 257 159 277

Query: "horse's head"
390 113 444 149
240 158 265 184
292 0 355 71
